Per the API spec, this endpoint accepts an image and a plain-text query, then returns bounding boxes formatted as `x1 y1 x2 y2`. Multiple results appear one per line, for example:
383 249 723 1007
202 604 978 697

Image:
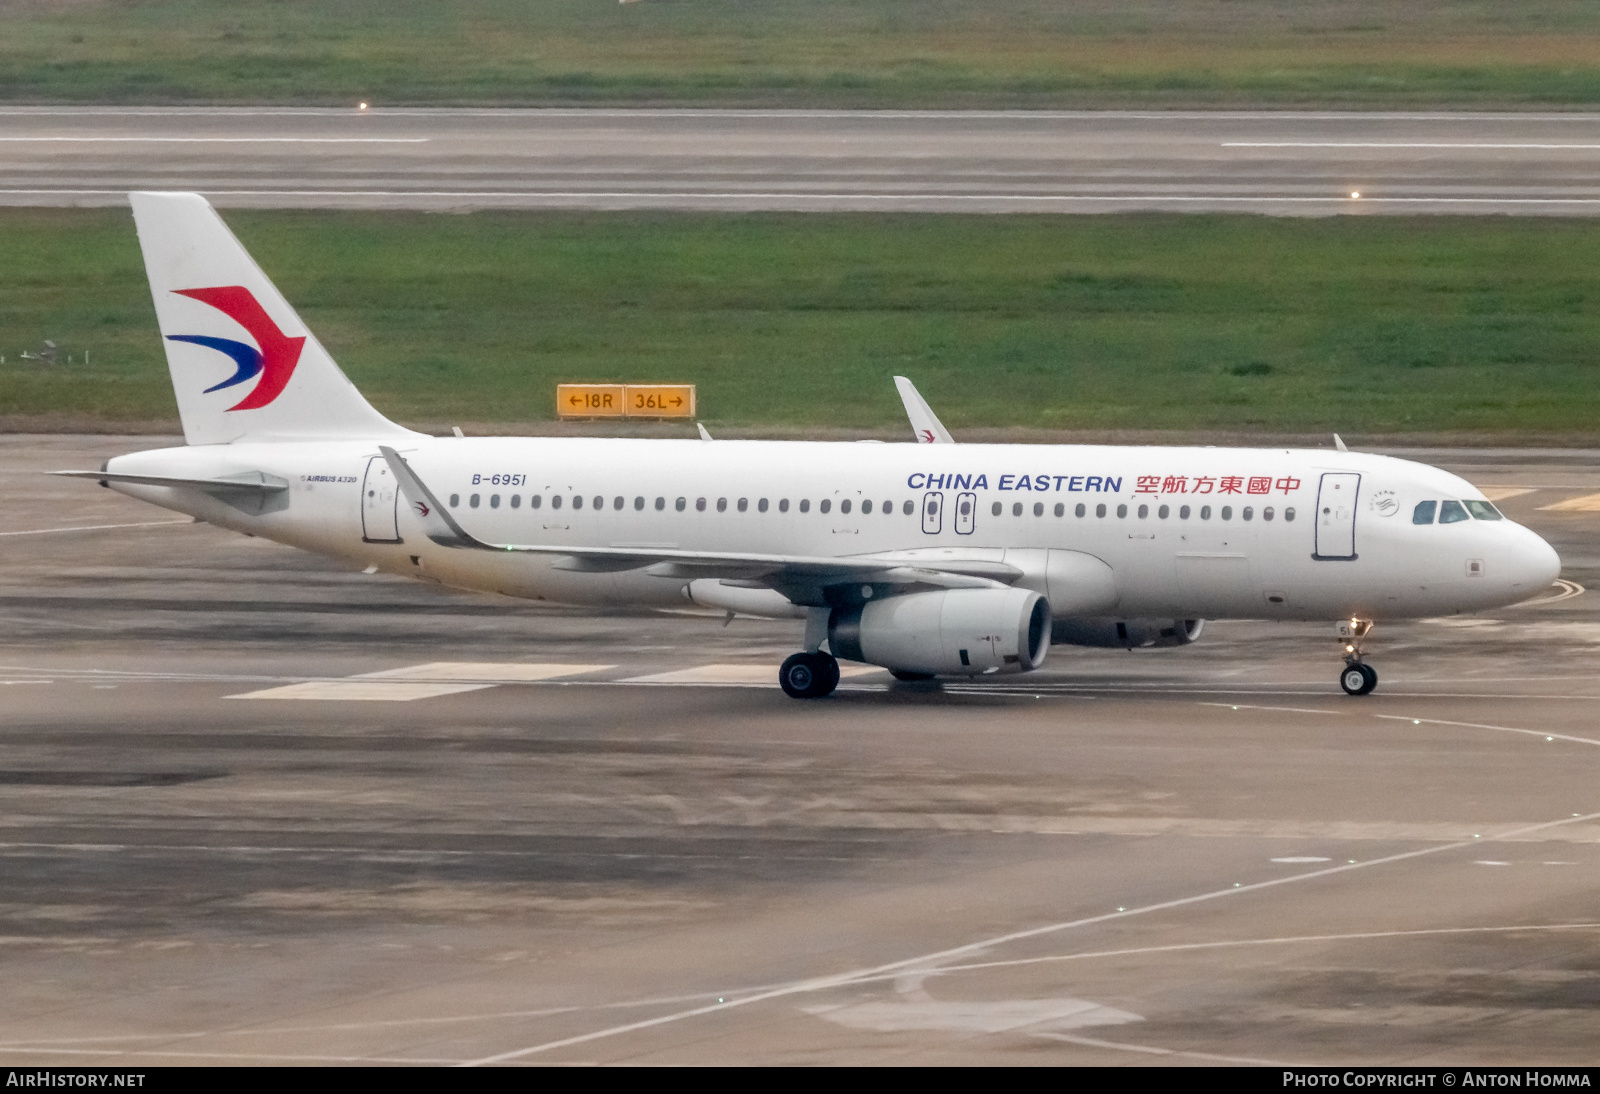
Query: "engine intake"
830 588 1050 676
1051 617 1204 649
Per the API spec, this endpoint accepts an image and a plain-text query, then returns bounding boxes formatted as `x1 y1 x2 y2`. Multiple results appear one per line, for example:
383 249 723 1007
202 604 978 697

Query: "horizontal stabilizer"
50 469 288 493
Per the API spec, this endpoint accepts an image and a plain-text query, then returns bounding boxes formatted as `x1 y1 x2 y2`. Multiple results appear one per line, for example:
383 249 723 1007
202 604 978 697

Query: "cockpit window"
1463 500 1503 521
1438 500 1470 524
1412 500 1437 524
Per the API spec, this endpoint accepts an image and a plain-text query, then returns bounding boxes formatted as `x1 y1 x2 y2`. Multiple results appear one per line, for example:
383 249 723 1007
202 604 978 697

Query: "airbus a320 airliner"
54 193 1562 699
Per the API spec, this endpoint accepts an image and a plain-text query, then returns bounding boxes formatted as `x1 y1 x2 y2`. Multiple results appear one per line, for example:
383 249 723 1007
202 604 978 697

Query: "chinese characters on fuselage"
906 472 1301 496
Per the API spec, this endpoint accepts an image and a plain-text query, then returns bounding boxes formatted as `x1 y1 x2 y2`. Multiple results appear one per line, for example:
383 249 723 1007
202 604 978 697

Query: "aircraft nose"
1511 526 1562 594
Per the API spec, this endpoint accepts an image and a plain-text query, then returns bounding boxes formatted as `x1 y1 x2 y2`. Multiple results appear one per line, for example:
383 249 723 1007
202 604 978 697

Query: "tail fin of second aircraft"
130 191 415 446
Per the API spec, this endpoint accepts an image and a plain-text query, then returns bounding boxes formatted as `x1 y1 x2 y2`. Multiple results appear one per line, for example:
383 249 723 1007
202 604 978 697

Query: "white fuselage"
101 437 1561 624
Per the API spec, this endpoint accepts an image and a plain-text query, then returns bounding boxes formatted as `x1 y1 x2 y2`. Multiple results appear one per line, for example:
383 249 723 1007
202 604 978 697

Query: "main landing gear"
780 650 840 699
1337 618 1378 696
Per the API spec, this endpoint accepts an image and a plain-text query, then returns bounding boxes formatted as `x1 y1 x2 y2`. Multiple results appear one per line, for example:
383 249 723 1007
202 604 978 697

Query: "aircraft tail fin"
893 376 955 444
130 192 416 446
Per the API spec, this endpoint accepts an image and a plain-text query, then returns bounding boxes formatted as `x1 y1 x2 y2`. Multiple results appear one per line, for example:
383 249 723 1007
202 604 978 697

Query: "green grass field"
5 0 1600 108
3 209 1598 441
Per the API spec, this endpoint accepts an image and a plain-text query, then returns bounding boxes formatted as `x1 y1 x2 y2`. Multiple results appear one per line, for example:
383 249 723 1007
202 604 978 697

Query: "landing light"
359 102 369 110
1350 191 1361 199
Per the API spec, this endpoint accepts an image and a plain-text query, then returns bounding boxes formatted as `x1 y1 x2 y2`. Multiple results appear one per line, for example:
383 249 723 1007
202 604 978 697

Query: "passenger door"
954 491 976 535
360 455 402 543
1312 472 1360 560
921 491 944 535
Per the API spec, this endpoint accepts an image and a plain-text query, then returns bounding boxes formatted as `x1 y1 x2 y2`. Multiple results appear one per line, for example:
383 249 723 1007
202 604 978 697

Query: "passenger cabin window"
820 499 831 514
1158 504 1169 519
510 494 521 509
902 500 914 515
449 493 460 507
1242 506 1253 520
531 494 542 509
992 502 1003 517
1463 500 1503 521
1075 503 1087 518
738 498 749 513
572 495 582 510
490 494 500 508
1035 502 1045 517
779 499 790 513
1096 503 1107 518
1199 505 1210 519
1137 504 1148 519
697 498 707 512
1179 505 1190 519
1263 507 1275 521
470 494 480 508
840 499 850 514
1012 502 1023 517
1439 500 1470 523
1284 507 1296 522
1055 503 1065 517
614 496 624 510
862 500 873 515
759 498 769 513
1220 506 1231 520
675 497 686 512
593 496 602 511
634 496 644 510
654 497 665 511
800 500 810 513
716 498 726 512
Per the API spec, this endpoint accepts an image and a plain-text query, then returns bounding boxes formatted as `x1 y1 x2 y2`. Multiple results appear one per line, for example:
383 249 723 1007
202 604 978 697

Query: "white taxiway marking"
0 519 190 537
1376 714 1600 749
0 137 428 144
1201 702 1337 716
1270 857 1331 863
456 810 1600 1066
225 680 492 701
1033 1031 1281 1066
879 922 1600 985
356 661 614 682
8 923 1596 1063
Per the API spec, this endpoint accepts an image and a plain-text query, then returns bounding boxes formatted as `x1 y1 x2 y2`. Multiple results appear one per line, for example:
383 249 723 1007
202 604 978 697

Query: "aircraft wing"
893 375 954 444
378 447 1014 604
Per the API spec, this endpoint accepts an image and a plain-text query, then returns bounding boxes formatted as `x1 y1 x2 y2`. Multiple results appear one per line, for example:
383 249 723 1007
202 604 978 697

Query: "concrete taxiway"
0 435 1598 1065
6 107 1600 214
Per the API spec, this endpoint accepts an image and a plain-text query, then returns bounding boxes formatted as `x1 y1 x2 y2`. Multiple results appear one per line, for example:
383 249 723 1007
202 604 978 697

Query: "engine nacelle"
1052 617 1204 650
830 588 1050 676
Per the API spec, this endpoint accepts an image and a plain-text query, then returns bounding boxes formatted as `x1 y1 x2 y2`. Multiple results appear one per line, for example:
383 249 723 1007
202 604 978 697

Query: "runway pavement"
6 107 1600 214
0 435 1598 1065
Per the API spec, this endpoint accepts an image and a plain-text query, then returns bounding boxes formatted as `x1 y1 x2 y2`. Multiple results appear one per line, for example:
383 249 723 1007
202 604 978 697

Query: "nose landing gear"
779 650 840 699
1337 618 1377 696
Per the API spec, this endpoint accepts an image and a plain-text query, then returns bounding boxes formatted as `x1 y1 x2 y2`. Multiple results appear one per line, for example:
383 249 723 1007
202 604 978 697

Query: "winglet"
378 446 492 550
893 376 954 444
1334 433 1349 452
697 422 713 441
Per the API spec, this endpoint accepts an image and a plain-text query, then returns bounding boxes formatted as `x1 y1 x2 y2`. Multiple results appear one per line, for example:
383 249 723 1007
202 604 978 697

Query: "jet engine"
1051 617 1204 650
829 588 1050 676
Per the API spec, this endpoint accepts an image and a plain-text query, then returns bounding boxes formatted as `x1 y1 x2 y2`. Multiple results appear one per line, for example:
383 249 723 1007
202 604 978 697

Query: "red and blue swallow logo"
166 286 306 411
